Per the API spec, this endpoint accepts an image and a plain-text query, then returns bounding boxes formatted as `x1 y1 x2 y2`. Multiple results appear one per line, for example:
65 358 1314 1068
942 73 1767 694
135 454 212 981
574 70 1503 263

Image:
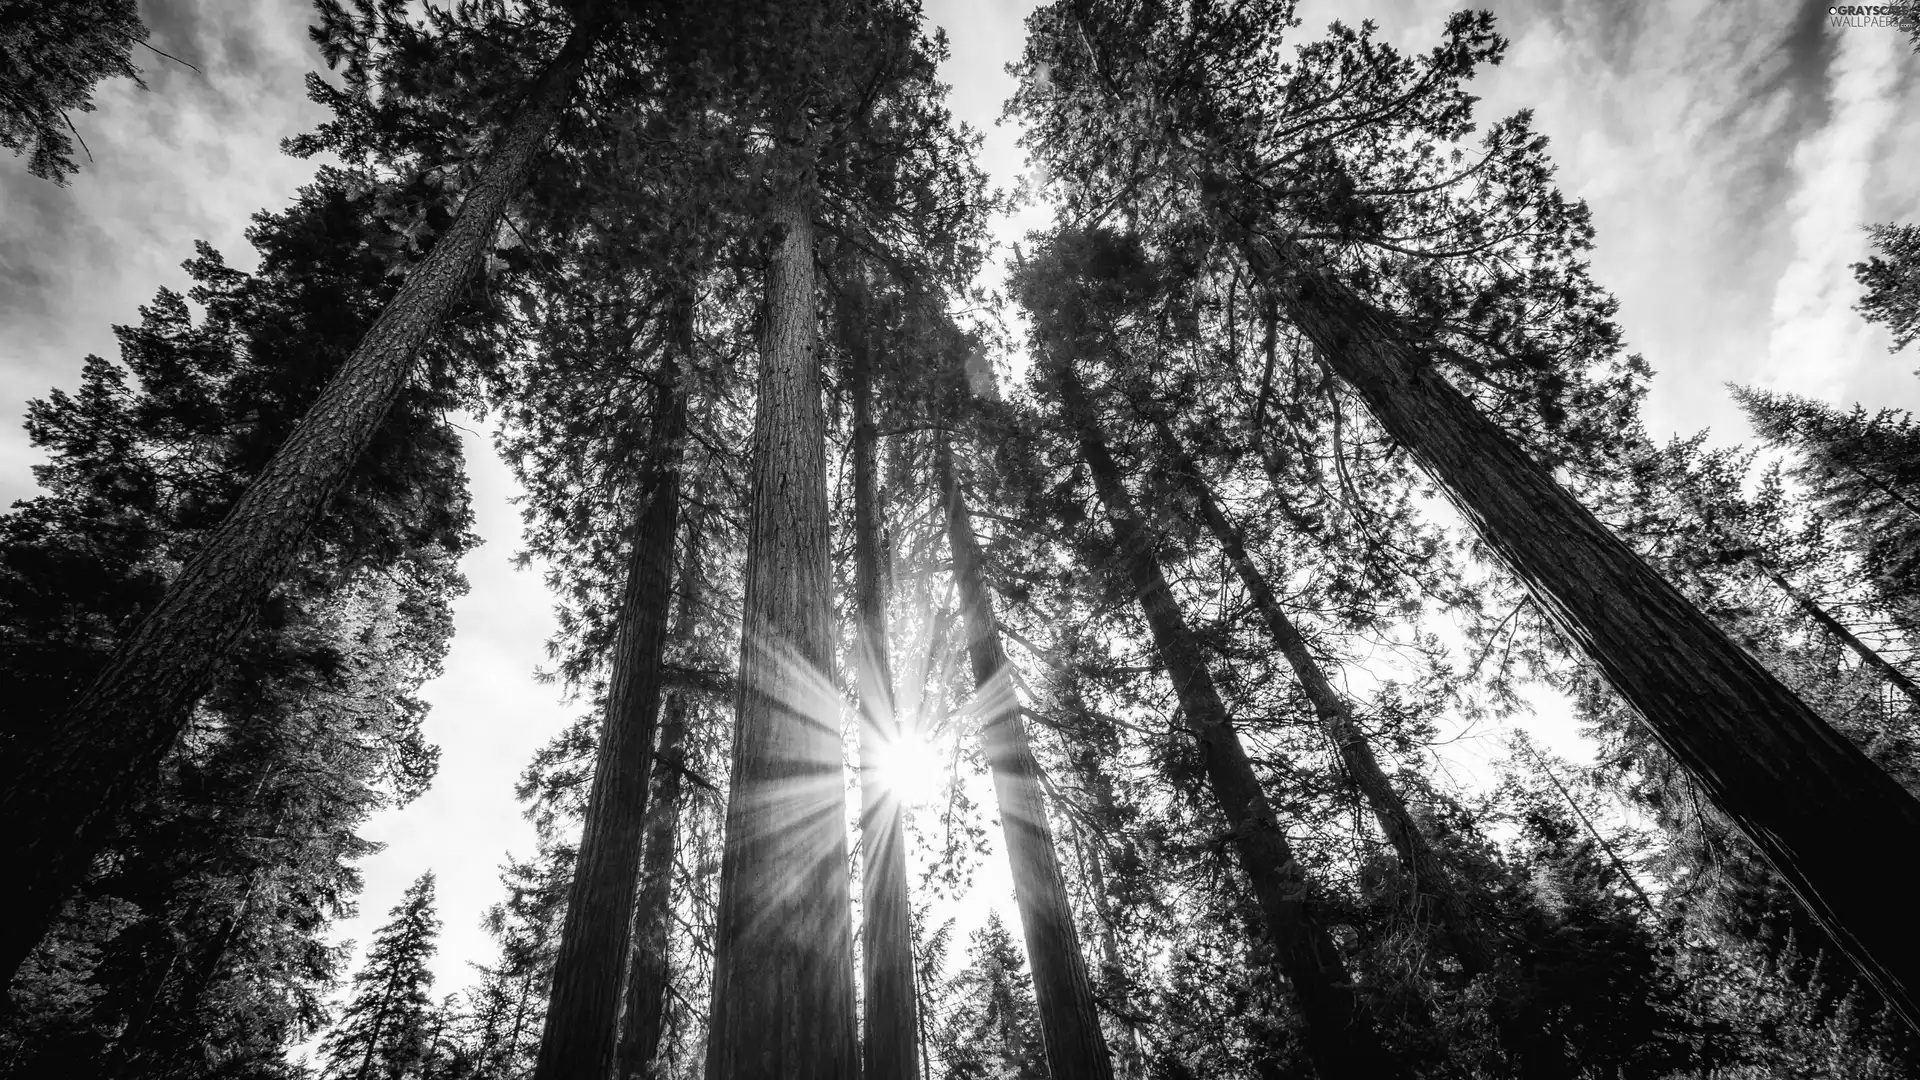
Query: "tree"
844 270 921 1080
704 176 861 1078
1855 223 1920 353
0 4 605 985
615 693 691 1080
1149 414 1497 976
0 174 469 1077
1734 386 1920 639
931 912 1051 1080
1010 0 1920 1030
0 0 146 183
939 428 1119 1080
1037 320 1398 1078
531 295 691 1080
320 873 443 1080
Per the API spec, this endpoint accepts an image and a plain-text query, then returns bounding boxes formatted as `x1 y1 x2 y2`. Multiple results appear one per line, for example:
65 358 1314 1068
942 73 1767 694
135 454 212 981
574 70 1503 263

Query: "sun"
872 727 948 808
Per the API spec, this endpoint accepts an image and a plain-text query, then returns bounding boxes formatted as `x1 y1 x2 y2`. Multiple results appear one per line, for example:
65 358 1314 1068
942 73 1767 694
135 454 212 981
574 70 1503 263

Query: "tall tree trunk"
533 294 693 1080
848 284 920 1080
705 191 859 1080
616 692 689 1080
0 18 601 984
1151 417 1497 976
617 497 706 1080
1070 824 1147 1080
936 434 1117 1080
1055 366 1401 1080
1238 230 1920 1031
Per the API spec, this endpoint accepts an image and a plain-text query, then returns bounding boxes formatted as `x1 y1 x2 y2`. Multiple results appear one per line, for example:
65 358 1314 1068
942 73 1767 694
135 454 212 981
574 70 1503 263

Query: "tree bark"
1056 366 1401 1080
1239 231 1920 1032
937 434 1117 1080
848 282 920 1080
1151 417 1497 977
0 18 600 985
533 294 692 1080
705 191 860 1080
616 691 689 1080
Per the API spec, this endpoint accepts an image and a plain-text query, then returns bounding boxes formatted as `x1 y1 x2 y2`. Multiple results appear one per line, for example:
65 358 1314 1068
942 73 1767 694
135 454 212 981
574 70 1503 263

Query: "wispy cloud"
0 0 325 506
1764 24 1906 400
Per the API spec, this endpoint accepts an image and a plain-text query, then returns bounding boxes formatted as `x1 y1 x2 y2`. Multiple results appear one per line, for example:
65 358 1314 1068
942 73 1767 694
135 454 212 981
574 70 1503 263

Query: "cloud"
1764 23 1907 401
0 0 327 508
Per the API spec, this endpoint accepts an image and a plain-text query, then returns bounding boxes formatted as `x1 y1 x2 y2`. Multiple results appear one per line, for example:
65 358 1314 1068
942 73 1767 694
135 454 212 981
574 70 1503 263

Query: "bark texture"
705 193 860 1080
937 434 1117 1080
849 294 919 1080
1244 232 1920 1032
532 297 691 1080
1153 418 1496 976
616 691 689 1080
0 21 598 985
1057 367 1400 1080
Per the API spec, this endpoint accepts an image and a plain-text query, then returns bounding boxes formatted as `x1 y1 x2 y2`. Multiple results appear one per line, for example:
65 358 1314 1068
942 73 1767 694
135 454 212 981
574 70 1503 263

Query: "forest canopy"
3 1 1920 1079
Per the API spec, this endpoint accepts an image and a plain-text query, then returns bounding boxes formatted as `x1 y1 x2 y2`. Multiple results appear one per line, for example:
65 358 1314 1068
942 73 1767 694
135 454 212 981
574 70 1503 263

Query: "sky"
1 0 1916 1046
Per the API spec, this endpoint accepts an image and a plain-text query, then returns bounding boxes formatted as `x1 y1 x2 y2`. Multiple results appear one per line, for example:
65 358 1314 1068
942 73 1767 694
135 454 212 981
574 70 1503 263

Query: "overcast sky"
2 0 1915 1044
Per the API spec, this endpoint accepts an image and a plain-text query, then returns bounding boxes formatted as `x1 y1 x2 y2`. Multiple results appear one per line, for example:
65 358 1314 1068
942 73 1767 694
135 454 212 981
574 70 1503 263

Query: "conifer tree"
0 174 468 1075
1009 0 1920 1027
0 0 147 182
0 4 607 982
320 873 443 1080
843 270 921 1080
931 912 1050 1080
939 427 1118 1080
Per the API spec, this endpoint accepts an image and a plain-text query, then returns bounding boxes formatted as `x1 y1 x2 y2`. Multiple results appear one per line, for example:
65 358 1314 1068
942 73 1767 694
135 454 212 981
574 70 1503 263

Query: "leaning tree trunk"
0 17 601 984
936 434 1117 1080
705 191 860 1080
616 691 690 1080
1238 229 1920 1031
847 286 919 1080
532 295 692 1080
1152 417 1497 976
1056 365 1402 1080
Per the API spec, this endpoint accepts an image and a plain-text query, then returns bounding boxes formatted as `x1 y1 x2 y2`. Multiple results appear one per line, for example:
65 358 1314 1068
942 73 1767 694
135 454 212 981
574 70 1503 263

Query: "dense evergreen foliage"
5 0 1920 1077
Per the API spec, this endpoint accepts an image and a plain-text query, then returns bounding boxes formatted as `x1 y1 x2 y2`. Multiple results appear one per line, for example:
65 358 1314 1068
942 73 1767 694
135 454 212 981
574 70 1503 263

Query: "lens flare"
872 728 946 808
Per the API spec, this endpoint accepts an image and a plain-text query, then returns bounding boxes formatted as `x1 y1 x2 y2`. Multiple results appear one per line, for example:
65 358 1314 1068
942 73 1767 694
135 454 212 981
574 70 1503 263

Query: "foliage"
0 0 146 182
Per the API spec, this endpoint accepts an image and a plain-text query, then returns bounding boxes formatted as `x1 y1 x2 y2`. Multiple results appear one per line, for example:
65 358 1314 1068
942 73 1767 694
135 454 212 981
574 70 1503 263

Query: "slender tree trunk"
533 295 692 1080
706 191 859 1080
1516 738 1655 917
848 283 920 1080
1056 366 1401 1080
616 692 689 1080
1750 560 1920 709
0 18 601 985
936 434 1117 1080
1152 418 1497 976
616 497 706 1080
1070 824 1147 1080
1238 230 1920 1031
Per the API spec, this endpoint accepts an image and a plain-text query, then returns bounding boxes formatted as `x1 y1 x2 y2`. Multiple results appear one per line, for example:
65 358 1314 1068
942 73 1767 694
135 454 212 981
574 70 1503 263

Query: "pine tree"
0 0 146 182
0 173 469 1077
843 269 921 1080
1734 386 1920 638
0 5 605 983
1855 223 1920 353
938 429 1119 1080
1009 0 1920 1029
932 912 1050 1080
320 873 443 1080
